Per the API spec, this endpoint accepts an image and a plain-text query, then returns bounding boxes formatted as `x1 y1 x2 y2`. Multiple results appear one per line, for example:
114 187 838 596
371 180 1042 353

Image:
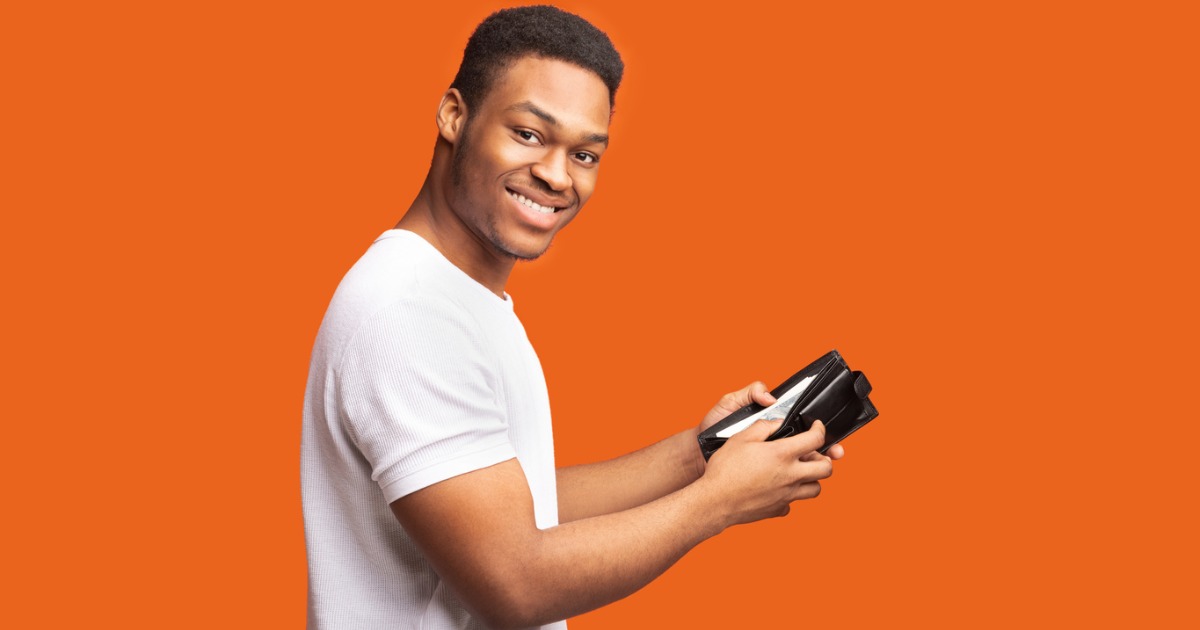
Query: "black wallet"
697 350 879 460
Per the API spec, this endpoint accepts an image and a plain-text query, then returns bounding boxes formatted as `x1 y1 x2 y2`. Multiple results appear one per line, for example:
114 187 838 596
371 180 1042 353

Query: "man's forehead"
483 56 612 133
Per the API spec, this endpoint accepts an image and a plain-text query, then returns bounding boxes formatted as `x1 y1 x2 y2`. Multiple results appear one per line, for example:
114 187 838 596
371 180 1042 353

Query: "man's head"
450 5 624 114
433 6 624 263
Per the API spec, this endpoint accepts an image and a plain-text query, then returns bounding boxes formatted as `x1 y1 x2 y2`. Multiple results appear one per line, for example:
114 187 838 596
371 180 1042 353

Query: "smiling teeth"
509 190 557 214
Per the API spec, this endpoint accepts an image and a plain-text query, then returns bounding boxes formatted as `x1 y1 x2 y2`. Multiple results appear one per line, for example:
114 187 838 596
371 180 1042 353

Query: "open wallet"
697 350 879 460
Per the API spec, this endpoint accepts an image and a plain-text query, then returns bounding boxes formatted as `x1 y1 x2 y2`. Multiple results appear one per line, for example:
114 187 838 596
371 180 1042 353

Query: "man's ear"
436 89 468 144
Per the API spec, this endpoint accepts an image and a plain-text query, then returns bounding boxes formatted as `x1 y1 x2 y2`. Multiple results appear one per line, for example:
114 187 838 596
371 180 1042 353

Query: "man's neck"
396 179 515 300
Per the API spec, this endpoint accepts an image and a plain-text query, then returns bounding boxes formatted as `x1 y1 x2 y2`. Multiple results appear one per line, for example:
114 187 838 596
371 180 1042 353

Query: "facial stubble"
450 120 550 262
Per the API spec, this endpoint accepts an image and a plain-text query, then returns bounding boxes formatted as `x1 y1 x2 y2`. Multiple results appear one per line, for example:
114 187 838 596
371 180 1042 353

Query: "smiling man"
405 51 609 278
301 6 842 629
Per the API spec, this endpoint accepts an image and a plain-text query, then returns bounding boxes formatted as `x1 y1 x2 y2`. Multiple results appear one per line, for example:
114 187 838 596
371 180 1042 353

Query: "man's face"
447 56 612 261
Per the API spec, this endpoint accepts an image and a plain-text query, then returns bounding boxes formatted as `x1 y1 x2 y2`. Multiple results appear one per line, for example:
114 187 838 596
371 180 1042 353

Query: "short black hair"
450 5 624 112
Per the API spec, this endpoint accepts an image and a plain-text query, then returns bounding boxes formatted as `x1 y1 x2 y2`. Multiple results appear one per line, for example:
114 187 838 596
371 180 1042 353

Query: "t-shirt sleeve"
336 296 516 503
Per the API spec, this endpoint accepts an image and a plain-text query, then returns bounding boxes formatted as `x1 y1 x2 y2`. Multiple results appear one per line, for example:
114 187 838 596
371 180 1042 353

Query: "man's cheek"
575 176 598 206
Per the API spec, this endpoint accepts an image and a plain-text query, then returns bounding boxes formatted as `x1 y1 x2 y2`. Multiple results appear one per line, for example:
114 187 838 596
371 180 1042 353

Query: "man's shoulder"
336 231 431 302
314 231 482 361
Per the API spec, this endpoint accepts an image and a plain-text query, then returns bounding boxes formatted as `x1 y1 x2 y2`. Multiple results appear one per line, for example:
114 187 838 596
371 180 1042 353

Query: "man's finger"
774 419 827 455
748 381 777 406
792 456 834 482
799 450 832 463
718 381 774 412
792 481 823 500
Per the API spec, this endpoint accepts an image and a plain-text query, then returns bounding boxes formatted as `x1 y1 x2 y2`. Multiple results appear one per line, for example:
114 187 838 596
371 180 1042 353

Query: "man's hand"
696 382 846 471
696 419 835 526
698 381 776 433
393 399 843 627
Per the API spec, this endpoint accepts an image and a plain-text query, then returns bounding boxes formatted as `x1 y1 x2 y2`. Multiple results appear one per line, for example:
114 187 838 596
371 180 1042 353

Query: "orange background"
3 1 1197 627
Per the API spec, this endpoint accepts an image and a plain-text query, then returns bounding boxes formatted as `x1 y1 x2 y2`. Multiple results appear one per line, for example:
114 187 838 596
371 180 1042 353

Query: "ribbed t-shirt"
301 229 564 629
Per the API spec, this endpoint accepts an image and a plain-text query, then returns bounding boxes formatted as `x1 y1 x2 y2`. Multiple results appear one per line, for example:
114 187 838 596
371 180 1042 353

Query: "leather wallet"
697 350 879 460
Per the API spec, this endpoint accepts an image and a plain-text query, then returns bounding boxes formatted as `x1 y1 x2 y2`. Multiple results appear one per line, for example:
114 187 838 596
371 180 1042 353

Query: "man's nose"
531 150 572 193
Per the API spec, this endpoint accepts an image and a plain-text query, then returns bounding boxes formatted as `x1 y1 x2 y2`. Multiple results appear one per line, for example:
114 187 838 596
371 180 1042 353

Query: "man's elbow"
469 582 555 630
457 552 562 629
476 609 538 630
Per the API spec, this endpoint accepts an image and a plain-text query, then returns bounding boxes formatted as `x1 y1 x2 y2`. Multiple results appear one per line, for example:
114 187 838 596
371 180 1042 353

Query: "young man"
301 6 843 629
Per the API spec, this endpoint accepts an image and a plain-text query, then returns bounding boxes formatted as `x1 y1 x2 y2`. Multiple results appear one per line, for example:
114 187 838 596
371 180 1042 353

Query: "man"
301 6 843 629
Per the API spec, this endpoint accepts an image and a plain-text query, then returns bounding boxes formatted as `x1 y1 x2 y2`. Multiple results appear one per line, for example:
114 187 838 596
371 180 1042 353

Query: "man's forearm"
508 476 728 628
556 428 705 522
393 422 834 629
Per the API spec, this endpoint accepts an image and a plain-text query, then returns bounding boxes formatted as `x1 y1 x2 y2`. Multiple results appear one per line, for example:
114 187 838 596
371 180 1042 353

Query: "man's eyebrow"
583 132 610 147
508 101 559 126
508 101 609 147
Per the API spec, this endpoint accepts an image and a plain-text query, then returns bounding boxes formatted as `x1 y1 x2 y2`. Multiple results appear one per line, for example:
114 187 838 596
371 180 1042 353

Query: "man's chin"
502 246 550 263
490 234 552 262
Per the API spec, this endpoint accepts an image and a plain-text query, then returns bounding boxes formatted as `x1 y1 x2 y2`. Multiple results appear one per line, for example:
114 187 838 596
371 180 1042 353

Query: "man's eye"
516 130 539 143
575 153 598 164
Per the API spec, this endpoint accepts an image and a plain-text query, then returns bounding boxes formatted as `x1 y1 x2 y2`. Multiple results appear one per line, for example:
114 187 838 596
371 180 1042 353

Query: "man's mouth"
507 188 565 214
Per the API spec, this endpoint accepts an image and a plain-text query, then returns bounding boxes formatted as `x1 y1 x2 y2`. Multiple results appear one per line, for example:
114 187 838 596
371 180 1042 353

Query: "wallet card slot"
790 352 844 410
819 399 858 439
817 399 854 432
769 425 796 440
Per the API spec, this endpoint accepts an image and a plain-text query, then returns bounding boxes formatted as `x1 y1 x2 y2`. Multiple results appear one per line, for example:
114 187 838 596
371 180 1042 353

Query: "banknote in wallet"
697 350 879 460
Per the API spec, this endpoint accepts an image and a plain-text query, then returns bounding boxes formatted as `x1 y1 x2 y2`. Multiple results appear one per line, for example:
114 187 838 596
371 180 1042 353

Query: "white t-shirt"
301 229 564 629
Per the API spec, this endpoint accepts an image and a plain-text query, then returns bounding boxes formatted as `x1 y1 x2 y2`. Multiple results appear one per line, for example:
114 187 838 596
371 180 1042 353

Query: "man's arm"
555 427 703 522
556 381 843 522
391 419 834 629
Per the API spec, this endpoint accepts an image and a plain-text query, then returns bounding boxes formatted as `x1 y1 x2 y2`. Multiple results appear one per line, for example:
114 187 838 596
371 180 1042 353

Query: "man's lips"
506 187 570 214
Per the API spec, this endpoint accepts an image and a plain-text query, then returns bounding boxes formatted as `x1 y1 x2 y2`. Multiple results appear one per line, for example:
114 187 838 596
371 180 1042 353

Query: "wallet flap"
853 371 872 399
